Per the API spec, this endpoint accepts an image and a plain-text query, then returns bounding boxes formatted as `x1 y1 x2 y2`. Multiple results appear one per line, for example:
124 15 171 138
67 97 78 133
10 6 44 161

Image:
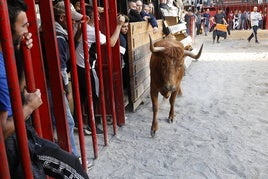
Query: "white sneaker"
78 157 93 170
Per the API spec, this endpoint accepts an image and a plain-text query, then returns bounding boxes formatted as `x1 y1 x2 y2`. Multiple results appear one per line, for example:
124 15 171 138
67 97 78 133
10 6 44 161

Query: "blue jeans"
64 95 80 157
248 25 259 42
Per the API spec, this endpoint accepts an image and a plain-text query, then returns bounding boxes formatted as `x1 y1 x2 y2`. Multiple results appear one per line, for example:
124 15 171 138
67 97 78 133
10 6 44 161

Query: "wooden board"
129 54 151 77
126 20 163 111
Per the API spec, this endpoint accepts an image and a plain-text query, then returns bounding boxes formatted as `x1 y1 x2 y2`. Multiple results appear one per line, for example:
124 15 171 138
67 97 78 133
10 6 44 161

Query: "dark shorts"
213 30 227 39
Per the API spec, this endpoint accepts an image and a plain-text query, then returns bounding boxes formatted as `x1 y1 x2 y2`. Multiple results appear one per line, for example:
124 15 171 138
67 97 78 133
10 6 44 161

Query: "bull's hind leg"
168 91 177 123
150 90 159 137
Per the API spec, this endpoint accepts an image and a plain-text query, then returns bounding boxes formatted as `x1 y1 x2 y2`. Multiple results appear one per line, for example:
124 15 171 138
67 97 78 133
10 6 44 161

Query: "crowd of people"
184 5 264 44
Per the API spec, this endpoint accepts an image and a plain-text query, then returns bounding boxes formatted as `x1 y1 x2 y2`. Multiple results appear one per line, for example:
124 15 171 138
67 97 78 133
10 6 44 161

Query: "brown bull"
149 35 203 137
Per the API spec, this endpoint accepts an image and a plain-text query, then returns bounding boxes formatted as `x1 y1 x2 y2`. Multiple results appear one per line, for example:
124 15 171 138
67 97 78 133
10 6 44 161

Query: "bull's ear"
149 34 165 53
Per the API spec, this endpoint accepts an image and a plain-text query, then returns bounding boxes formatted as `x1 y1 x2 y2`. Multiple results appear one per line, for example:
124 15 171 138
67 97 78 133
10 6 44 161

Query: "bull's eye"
161 61 166 68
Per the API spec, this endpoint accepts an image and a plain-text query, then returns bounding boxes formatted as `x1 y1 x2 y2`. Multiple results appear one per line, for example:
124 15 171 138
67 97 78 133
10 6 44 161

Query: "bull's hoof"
168 118 174 123
151 130 156 138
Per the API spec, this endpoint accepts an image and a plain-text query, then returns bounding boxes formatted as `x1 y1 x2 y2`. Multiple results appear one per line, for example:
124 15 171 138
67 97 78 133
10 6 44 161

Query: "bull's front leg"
150 89 159 137
168 90 177 123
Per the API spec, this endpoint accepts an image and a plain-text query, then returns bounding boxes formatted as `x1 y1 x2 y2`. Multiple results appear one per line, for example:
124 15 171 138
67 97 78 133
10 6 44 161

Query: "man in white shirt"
75 5 125 133
247 6 262 43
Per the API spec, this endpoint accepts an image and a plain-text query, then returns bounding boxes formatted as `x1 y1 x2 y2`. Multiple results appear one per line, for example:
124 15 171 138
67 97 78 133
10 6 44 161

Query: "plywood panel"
126 20 163 111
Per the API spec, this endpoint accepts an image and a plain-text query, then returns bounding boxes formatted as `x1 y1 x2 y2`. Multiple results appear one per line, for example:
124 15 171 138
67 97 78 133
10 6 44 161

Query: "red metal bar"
103 0 117 135
21 41 43 137
92 0 108 145
24 0 54 141
38 0 71 151
0 125 10 178
109 0 126 126
62 0 88 162
0 1 33 178
79 0 99 160
264 4 268 29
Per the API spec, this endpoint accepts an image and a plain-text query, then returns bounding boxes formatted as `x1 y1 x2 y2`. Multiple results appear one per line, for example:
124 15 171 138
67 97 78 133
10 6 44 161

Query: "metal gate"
0 0 125 177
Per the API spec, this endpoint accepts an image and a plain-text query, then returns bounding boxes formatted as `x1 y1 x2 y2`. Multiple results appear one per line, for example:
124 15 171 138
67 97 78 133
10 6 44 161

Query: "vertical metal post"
79 0 99 160
24 0 53 141
92 0 108 145
38 0 71 151
266 5 268 29
0 125 10 178
21 42 43 137
0 1 33 178
109 0 126 126
103 0 118 135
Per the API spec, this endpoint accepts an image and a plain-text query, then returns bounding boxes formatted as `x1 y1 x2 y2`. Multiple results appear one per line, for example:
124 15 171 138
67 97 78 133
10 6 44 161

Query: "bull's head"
149 35 203 60
149 35 203 94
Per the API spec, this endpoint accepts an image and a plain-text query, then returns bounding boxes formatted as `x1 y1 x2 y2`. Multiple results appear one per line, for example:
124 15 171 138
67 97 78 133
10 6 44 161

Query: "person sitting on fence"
0 0 89 178
128 0 143 22
136 0 158 33
75 5 125 133
148 2 155 16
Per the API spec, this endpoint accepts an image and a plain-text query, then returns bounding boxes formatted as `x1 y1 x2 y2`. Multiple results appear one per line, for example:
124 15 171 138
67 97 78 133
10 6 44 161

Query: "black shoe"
217 41 220 43
256 41 259 44
87 126 103 135
247 38 250 42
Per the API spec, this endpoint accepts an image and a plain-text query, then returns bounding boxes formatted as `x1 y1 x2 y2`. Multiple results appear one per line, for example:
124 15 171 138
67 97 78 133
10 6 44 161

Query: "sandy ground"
87 30 268 179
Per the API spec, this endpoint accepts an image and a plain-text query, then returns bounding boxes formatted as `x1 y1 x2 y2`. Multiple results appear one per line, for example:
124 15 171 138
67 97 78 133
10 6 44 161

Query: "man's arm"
110 15 125 47
0 89 42 139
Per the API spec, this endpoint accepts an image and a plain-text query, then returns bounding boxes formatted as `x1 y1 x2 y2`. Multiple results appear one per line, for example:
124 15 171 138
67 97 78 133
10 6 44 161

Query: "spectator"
184 8 195 35
159 0 169 9
228 10 234 30
148 2 155 15
119 15 131 96
128 0 143 22
195 10 202 35
259 10 264 29
240 10 247 30
53 1 82 156
0 0 89 178
138 1 159 33
233 10 239 30
75 5 125 133
203 8 211 36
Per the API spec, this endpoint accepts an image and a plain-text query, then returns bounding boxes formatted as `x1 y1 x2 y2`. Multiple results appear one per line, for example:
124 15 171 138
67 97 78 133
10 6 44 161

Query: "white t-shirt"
76 24 106 68
250 11 262 27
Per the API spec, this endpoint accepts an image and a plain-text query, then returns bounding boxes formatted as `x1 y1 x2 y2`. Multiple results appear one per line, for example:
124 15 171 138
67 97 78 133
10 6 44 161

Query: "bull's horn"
149 34 165 53
184 43 203 60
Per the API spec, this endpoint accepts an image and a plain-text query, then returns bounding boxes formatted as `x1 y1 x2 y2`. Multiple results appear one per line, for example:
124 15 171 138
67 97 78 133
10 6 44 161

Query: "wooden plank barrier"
127 20 163 111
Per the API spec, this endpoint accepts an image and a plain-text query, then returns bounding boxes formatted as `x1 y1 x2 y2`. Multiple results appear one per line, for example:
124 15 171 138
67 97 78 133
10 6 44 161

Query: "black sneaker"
95 127 103 135
87 126 103 135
